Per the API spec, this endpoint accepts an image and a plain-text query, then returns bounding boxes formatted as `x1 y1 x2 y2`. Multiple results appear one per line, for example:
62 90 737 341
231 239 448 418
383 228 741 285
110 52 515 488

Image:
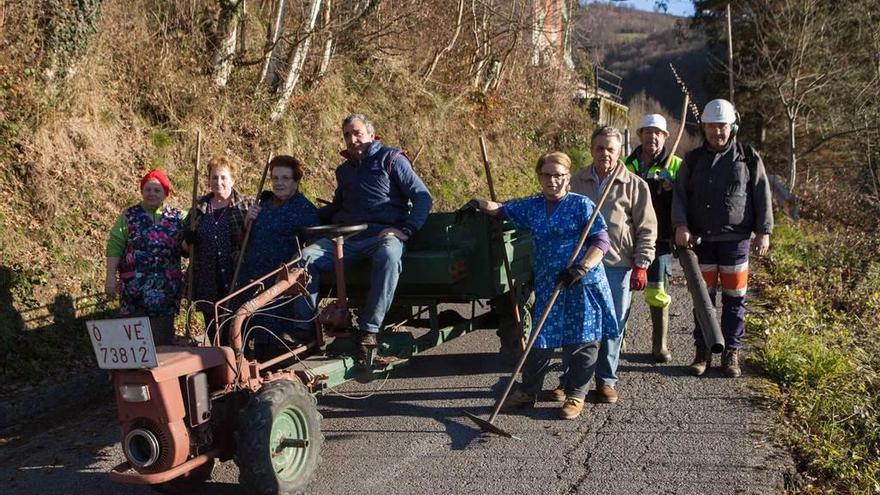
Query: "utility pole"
726 3 734 104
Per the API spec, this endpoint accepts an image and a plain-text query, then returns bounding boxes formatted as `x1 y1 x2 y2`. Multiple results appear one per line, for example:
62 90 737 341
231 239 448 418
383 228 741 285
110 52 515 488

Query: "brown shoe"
547 386 566 402
689 346 712 376
721 348 742 378
359 331 378 347
594 383 619 404
559 397 585 419
500 389 537 411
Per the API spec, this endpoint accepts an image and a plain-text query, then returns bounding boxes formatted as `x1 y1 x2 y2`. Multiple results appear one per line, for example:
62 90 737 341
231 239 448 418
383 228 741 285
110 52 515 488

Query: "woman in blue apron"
468 152 618 420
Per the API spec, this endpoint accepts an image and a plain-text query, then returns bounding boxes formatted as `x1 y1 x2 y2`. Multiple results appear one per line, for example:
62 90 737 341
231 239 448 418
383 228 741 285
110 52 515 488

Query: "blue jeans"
595 266 632 388
294 235 404 334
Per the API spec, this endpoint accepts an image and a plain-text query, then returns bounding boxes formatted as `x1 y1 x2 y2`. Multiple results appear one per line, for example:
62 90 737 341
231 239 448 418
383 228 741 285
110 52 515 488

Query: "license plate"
86 317 158 369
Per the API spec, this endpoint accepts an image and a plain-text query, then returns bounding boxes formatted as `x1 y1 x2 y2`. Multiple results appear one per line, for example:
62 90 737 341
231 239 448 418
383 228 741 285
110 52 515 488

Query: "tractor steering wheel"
302 223 369 241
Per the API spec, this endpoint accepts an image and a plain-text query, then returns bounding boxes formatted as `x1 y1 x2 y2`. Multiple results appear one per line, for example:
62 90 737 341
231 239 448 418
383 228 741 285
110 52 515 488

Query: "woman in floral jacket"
105 169 185 345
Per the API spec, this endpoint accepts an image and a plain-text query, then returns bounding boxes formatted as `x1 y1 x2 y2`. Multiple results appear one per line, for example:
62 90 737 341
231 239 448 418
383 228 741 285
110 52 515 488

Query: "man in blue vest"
624 114 682 363
295 114 433 354
672 99 773 378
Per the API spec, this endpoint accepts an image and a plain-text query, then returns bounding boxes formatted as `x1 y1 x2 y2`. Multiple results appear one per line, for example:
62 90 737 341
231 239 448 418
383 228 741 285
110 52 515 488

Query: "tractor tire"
235 379 323 495
152 458 215 494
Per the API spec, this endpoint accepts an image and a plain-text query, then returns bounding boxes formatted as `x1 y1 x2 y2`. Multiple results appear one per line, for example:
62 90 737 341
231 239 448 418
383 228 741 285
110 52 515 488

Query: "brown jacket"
571 164 657 269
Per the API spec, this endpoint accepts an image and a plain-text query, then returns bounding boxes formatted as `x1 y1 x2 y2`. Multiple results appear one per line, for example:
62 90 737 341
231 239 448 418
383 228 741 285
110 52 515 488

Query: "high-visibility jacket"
624 146 682 243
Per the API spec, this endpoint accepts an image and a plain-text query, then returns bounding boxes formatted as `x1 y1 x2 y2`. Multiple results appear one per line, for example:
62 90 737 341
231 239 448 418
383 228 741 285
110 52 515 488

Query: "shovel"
464 161 624 439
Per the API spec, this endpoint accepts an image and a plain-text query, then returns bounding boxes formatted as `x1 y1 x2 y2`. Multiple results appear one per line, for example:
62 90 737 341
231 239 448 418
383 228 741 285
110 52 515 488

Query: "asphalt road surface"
0 271 796 495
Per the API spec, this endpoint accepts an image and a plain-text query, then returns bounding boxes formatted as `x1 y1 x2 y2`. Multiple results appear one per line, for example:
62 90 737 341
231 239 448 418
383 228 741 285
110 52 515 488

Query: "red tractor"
92 257 324 494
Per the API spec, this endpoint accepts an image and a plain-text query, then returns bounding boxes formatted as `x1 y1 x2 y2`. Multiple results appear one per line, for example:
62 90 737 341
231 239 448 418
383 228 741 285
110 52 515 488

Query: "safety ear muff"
730 110 740 136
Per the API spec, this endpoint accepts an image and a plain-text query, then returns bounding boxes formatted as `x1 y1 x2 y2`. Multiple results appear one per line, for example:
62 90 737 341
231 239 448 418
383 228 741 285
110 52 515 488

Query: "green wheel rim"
269 405 310 481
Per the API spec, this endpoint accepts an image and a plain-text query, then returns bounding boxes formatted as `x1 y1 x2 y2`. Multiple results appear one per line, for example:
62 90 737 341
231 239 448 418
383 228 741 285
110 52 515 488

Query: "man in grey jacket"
672 99 773 378
568 126 657 404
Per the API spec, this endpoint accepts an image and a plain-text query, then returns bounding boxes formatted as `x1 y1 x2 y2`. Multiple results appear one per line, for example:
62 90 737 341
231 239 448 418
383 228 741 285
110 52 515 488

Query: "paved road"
0 272 795 495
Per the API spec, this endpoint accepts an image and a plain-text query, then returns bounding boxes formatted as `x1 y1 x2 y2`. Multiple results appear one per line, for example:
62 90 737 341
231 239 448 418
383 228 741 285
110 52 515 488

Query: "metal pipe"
673 243 725 353
257 340 319 371
333 237 346 302
227 264 309 355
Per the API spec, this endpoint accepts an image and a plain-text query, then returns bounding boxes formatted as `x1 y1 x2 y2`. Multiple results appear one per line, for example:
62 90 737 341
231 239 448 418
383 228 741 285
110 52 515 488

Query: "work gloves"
630 265 647 291
556 264 589 288
454 199 481 223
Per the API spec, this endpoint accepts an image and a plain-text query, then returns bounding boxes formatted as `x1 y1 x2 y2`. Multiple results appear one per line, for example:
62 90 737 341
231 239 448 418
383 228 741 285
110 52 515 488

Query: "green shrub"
750 214 880 493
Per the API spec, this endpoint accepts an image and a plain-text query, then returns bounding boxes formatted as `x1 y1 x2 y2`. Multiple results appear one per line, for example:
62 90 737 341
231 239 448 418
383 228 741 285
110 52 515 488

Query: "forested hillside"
573 2 708 120
0 0 591 382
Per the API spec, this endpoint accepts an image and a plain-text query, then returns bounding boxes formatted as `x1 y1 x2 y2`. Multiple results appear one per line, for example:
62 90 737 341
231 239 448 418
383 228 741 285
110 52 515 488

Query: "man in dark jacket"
624 113 682 363
672 99 773 378
296 114 433 353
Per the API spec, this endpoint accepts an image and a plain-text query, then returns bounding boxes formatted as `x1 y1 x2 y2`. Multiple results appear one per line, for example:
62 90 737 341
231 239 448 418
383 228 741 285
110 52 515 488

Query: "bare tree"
212 0 244 87
236 0 248 58
742 0 853 190
315 0 333 79
270 0 322 121
421 0 465 83
257 0 286 88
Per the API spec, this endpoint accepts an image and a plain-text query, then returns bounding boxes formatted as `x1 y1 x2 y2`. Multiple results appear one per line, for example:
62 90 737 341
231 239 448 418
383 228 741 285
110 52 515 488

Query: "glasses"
539 172 569 181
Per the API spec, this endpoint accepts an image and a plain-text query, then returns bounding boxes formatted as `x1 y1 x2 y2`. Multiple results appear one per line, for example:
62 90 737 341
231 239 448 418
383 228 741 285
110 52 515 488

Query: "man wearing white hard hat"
671 99 773 378
623 114 683 363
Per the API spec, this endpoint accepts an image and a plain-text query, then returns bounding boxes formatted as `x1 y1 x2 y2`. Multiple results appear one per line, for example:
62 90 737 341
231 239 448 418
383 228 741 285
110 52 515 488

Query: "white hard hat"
701 99 737 124
637 114 668 134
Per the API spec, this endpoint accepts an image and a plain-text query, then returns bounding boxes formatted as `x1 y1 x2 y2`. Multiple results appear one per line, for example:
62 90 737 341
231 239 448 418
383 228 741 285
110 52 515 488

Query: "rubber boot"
689 345 711 376
650 306 672 363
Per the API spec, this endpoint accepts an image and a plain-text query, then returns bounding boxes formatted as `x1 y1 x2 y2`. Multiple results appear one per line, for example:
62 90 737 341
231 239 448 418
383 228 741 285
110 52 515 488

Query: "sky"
584 0 695 17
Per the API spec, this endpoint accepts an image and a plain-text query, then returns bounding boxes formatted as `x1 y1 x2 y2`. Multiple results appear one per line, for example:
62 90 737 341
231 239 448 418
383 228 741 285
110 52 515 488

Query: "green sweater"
105 203 187 257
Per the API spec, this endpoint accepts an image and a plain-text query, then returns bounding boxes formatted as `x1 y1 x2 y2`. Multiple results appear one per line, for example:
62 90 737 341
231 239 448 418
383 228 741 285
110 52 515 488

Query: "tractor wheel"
152 458 216 494
236 379 323 495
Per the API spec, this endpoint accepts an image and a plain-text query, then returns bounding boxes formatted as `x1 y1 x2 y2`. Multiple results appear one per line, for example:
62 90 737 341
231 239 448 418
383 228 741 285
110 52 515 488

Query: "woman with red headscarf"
105 169 185 345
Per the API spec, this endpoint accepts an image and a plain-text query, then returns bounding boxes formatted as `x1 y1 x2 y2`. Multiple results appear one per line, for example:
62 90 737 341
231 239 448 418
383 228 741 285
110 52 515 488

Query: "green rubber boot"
650 306 672 363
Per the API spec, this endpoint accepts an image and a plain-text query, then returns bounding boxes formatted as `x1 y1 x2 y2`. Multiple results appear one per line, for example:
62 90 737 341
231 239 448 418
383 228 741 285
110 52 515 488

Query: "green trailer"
303 211 536 388
324 212 533 317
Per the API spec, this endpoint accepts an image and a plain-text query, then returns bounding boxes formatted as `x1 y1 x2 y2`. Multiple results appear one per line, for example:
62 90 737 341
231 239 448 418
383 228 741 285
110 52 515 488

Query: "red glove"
630 266 647 291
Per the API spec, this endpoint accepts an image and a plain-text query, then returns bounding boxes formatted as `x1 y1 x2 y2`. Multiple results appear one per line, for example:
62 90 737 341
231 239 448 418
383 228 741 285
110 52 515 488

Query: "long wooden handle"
487 160 624 424
185 130 202 301
230 152 273 291
478 136 524 351
664 93 690 170
479 136 497 201
184 130 201 338
564 161 624 268
410 144 425 166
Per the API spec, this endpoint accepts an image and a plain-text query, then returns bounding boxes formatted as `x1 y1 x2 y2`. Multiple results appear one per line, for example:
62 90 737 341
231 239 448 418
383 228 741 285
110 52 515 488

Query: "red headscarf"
140 169 173 197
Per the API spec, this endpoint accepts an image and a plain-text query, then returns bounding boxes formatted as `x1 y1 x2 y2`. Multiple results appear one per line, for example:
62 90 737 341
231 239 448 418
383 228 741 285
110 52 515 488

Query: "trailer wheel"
492 284 534 365
236 379 323 495
152 458 215 494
